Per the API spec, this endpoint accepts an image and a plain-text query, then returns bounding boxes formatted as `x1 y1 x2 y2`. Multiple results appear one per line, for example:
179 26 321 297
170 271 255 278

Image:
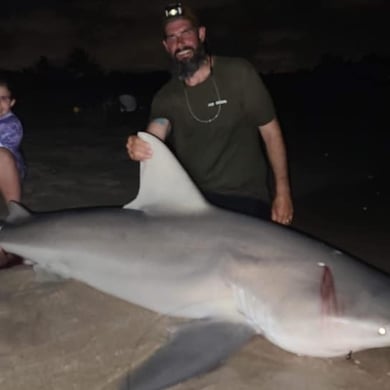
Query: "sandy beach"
0 104 389 389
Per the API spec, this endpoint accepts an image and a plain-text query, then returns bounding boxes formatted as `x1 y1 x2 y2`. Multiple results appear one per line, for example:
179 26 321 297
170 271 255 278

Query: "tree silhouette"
65 48 102 78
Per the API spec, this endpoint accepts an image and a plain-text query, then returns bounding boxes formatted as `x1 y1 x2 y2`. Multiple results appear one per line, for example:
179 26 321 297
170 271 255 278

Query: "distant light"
73 106 80 114
378 327 386 336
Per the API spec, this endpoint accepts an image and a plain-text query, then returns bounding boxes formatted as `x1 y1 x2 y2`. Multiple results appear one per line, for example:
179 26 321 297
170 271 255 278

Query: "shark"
1 132 390 390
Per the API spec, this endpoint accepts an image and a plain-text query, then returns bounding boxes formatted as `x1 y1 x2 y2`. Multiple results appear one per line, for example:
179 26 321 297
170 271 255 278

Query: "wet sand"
1 122 389 389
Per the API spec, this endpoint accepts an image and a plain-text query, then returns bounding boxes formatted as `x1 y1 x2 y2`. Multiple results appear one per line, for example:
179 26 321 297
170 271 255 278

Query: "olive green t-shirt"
150 56 276 202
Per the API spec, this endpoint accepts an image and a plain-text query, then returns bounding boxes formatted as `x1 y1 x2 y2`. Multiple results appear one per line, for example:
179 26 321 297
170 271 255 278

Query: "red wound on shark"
320 264 339 316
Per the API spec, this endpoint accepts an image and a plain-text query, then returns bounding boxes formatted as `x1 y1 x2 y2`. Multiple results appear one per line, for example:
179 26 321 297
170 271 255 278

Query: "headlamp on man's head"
165 3 183 19
163 2 199 29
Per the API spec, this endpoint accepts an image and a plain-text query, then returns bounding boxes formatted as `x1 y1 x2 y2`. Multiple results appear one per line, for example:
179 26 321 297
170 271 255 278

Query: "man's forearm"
146 118 171 141
258 118 291 197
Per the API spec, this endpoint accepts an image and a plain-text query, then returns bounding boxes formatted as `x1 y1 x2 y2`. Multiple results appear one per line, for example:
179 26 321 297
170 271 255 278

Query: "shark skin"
1 132 390 390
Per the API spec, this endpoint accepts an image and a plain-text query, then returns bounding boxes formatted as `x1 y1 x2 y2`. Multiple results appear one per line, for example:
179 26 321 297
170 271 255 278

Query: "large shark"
1 132 390 390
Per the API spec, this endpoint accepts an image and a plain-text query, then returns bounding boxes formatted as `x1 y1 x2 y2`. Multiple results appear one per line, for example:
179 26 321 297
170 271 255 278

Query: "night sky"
1 0 389 73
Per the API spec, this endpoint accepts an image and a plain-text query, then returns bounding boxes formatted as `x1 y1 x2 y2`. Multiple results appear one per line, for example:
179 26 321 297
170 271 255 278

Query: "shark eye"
378 327 387 336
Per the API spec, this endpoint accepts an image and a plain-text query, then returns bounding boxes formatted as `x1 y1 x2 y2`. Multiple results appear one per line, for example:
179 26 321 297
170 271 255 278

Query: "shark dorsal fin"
6 201 33 225
124 132 212 216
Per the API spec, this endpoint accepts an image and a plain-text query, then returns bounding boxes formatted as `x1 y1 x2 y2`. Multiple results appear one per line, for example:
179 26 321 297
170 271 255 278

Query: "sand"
1 122 389 390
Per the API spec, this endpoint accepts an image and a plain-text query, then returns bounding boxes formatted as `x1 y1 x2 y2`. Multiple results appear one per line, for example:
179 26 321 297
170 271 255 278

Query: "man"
127 2 294 225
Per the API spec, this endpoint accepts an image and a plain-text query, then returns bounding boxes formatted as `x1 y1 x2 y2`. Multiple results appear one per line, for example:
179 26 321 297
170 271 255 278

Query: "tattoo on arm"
152 118 169 126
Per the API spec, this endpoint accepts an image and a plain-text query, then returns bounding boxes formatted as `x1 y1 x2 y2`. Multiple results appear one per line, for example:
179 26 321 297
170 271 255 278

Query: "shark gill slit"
320 265 339 316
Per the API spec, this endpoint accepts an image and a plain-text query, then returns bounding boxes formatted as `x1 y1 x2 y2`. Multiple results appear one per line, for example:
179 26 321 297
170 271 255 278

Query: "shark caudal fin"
124 132 213 216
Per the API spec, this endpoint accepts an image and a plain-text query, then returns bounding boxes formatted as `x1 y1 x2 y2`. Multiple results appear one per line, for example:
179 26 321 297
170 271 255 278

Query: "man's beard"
170 42 208 81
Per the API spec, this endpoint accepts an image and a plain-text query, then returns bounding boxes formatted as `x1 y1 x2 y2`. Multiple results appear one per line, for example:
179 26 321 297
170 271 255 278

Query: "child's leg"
0 148 21 203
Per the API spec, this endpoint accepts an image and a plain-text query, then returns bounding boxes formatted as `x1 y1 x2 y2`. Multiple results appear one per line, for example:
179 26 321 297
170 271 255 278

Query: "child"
0 79 25 268
0 79 24 204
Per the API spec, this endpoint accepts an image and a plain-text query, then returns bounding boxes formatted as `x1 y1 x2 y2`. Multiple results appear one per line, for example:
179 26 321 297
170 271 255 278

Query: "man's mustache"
174 47 194 58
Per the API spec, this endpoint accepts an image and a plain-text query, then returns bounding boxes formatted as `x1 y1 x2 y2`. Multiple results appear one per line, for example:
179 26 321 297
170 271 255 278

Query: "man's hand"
126 118 171 161
126 135 153 161
271 193 294 225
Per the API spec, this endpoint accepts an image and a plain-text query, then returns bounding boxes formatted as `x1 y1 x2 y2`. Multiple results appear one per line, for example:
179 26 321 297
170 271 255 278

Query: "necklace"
183 74 222 124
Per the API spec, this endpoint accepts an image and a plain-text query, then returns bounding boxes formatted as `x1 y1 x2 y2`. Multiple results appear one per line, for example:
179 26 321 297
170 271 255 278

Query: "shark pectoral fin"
123 132 213 217
121 319 255 390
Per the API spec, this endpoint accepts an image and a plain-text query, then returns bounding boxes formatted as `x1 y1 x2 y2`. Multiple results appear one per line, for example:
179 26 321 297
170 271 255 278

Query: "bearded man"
127 2 294 225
